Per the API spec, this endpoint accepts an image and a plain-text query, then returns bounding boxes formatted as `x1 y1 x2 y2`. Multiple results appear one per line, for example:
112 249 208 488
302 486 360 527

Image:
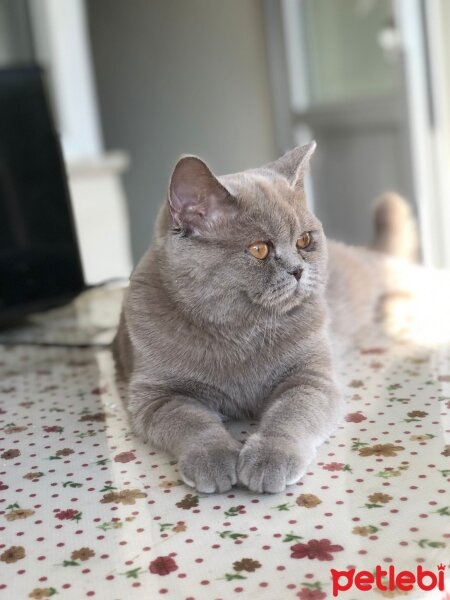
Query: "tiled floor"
0 287 449 599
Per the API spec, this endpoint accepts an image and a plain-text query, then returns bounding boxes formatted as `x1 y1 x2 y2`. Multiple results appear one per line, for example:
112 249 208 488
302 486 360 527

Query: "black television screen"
0 65 84 326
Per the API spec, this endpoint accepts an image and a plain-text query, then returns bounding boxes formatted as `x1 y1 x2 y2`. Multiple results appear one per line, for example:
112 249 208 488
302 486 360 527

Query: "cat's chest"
161 328 300 417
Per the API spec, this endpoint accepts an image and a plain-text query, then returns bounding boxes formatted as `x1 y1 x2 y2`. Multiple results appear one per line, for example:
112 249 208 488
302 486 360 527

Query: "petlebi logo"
331 563 446 597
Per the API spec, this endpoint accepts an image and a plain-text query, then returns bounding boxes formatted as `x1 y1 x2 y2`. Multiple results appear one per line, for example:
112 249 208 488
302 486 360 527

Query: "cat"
113 142 417 494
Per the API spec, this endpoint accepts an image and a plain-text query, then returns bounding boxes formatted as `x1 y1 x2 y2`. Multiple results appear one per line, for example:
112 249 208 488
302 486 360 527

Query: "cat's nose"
289 267 303 281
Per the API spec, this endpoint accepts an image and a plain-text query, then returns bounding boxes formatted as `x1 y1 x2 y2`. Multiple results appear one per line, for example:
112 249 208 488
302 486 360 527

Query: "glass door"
301 0 399 105
281 0 414 249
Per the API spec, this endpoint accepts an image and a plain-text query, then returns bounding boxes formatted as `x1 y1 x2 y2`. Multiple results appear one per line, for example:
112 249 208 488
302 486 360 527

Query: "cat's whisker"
245 301 266 346
268 305 274 347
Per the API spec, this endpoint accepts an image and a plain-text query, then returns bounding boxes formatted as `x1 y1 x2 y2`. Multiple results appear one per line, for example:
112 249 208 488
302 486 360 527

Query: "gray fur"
113 143 409 494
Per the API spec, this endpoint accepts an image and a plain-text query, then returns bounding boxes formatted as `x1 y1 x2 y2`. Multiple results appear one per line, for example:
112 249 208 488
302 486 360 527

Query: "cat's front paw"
237 433 315 493
178 435 241 494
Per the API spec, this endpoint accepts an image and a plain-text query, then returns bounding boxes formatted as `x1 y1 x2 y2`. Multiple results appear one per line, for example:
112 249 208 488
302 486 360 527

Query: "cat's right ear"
168 156 236 233
265 142 316 192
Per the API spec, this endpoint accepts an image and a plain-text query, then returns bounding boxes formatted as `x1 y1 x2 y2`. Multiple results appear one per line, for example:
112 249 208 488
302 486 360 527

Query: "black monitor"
0 65 85 326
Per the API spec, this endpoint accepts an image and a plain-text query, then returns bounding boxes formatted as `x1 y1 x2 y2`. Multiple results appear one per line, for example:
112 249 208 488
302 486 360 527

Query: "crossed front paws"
178 434 241 494
237 433 315 493
178 432 315 494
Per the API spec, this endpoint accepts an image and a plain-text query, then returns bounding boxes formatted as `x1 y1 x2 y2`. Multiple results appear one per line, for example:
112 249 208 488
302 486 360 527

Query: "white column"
28 0 103 160
27 0 133 283
423 0 450 269
394 0 448 268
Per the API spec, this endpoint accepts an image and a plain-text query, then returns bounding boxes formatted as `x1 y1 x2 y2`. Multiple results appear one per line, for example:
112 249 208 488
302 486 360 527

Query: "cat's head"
158 143 328 323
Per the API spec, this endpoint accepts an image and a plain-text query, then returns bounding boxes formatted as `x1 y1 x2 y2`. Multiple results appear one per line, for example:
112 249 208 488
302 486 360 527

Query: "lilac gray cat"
113 143 415 494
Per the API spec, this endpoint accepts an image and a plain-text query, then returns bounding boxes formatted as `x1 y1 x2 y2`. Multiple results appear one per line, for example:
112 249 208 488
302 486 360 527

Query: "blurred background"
1 0 450 294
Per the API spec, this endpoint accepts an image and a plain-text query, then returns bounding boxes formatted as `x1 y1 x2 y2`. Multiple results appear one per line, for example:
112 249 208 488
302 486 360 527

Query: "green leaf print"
223 573 247 581
217 530 248 540
432 506 450 516
416 539 446 549
351 439 369 451
271 503 294 511
99 484 117 492
120 567 144 579
282 532 303 543
301 581 325 590
62 560 80 567
224 506 244 517
97 520 123 531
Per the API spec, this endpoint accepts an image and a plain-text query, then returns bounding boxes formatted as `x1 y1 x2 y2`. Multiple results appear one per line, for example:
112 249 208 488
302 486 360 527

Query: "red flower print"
290 539 344 561
438 375 450 382
79 412 109 422
323 462 345 471
19 401 33 408
361 347 386 355
407 410 427 418
0 545 25 563
370 361 383 369
1 448 20 459
176 494 199 509
114 451 136 463
296 494 322 508
349 380 364 388
55 509 81 521
358 443 404 457
232 558 261 572
91 386 108 395
297 589 326 600
43 425 62 433
0 481 8 491
71 547 95 561
345 412 367 423
149 555 178 576
55 448 74 457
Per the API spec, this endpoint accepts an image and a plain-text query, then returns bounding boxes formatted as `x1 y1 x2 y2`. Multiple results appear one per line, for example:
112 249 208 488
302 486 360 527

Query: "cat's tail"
372 192 419 262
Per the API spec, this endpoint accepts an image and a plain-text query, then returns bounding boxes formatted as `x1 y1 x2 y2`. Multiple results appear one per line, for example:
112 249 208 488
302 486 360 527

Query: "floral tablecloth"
0 288 449 600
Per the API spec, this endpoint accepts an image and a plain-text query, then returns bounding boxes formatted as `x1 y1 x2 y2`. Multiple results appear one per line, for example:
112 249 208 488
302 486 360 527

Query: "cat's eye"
296 232 312 250
248 241 269 260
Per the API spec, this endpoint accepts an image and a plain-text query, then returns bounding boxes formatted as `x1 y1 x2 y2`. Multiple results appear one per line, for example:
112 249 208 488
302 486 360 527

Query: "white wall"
87 0 277 262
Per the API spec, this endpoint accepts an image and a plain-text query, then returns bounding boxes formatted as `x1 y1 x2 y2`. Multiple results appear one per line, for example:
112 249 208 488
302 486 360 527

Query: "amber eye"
296 232 312 250
248 241 269 260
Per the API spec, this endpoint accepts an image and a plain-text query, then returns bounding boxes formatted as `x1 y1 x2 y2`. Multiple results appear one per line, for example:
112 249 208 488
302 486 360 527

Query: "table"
0 286 448 599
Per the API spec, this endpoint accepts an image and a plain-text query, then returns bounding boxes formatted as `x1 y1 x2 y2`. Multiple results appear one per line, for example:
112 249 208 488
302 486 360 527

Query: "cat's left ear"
265 141 316 191
168 155 236 233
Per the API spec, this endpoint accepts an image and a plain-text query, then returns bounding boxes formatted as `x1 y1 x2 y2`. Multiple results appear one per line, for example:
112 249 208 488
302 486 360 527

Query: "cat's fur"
113 143 416 494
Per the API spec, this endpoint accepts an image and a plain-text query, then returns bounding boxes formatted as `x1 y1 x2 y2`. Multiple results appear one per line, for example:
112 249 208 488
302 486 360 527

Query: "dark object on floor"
0 65 84 327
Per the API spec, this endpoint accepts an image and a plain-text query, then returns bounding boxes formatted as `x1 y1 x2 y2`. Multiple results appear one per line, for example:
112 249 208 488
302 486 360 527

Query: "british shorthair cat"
113 143 416 494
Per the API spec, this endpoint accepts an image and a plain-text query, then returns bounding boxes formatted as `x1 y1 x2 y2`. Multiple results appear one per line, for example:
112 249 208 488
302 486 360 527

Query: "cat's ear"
266 141 316 190
168 156 236 232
